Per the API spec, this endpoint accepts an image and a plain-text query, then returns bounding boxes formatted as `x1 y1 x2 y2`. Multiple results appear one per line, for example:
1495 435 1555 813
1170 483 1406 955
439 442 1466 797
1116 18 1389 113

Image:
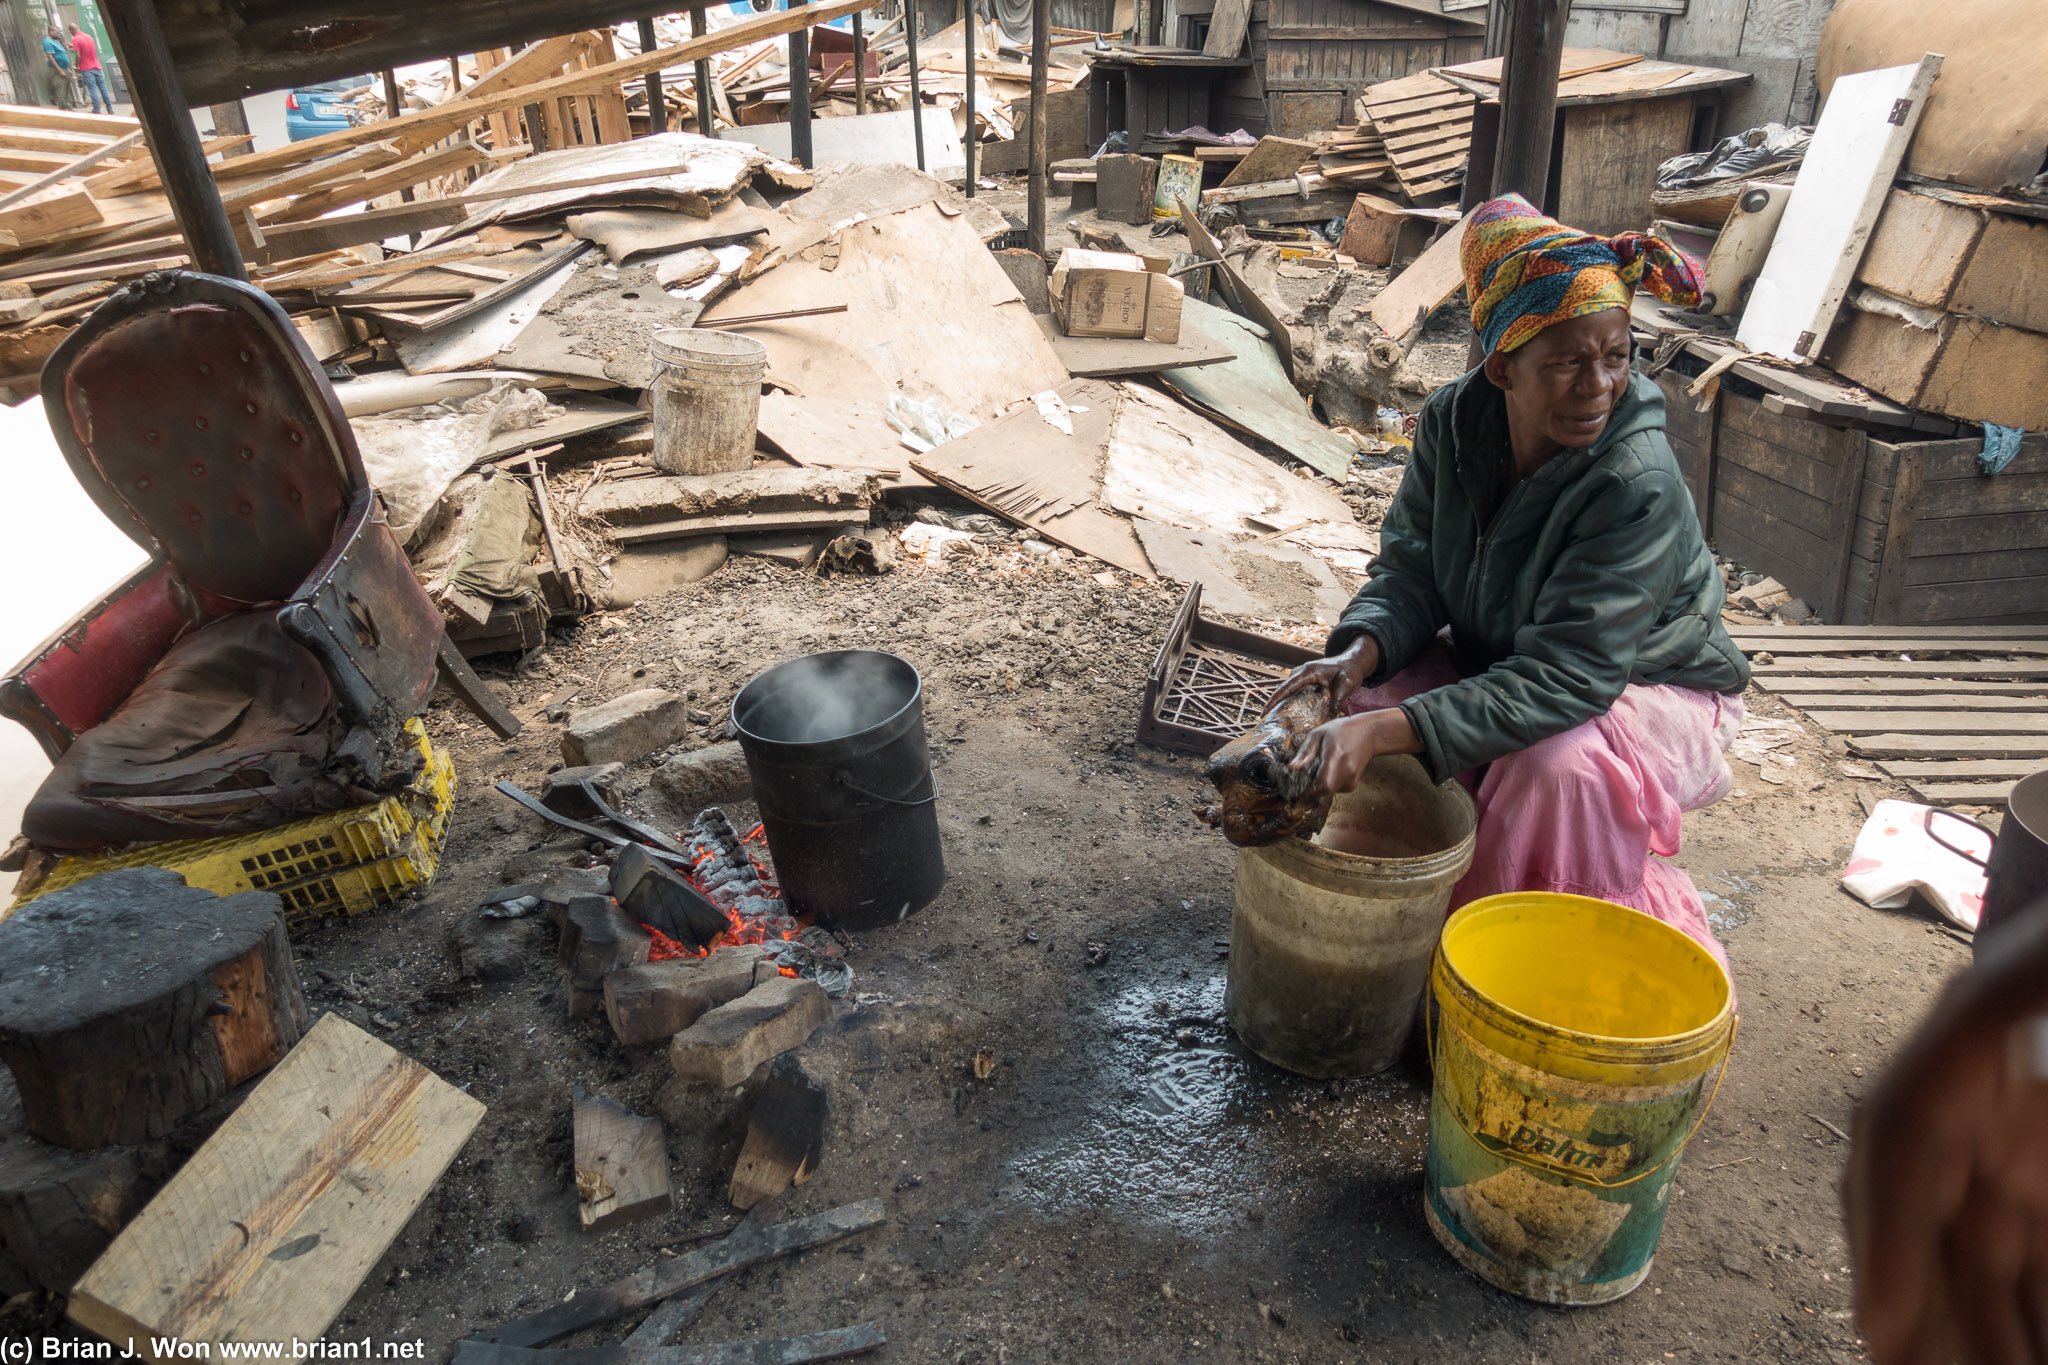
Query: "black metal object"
1971 770 2048 949
690 6 717 137
904 0 925 171
99 0 245 278
963 0 976 194
638 18 667 133
788 0 813 168
730 651 946 931
1026 0 1050 253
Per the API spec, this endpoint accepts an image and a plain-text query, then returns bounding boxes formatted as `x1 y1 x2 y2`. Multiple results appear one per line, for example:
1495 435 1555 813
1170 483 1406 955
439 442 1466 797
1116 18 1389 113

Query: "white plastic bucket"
650 328 767 475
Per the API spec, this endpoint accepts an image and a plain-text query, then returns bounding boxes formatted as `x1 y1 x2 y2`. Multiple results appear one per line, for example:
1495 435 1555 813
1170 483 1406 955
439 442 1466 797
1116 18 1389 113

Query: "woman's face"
1487 307 1633 451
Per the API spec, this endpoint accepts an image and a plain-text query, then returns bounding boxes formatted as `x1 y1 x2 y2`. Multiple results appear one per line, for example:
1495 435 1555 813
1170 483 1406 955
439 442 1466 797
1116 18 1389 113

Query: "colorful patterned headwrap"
1462 193 1702 356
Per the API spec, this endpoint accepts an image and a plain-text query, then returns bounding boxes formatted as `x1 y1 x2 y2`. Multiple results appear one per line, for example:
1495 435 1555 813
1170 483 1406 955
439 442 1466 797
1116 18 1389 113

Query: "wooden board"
911 377 1152 575
0 185 102 246
1904 780 2022 806
729 1056 828 1211
1729 625 2048 641
1554 97 1694 238
1202 0 1252 56
1848 734 2048 759
69 1015 484 1358
1738 55 1943 361
1035 313 1234 376
1439 47 1646 82
1781 694 2048 711
1219 136 1315 187
1366 204 1477 339
1753 659 2048 679
1877 759 2048 779
1739 638 2048 657
1158 296 1357 480
1762 677 2048 695
1805 712 2048 735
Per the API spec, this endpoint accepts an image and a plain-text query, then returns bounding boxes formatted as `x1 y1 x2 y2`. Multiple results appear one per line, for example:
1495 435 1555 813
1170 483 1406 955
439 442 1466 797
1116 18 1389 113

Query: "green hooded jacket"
1327 366 1749 783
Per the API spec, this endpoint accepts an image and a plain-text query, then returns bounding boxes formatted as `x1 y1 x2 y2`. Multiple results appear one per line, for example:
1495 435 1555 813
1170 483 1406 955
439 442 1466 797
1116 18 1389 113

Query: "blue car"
284 78 372 141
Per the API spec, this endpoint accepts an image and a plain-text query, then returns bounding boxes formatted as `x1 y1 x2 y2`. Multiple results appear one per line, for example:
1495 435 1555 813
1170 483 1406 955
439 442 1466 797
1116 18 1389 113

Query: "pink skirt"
1343 641 1743 978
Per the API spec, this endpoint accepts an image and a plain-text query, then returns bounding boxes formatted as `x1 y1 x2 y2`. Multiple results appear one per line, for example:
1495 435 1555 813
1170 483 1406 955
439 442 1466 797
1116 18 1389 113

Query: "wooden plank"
1779 694 2048 712
1805 712 2048 735
574 1085 672 1233
1753 659 2048 679
471 1200 887 1347
461 33 584 104
1554 97 1693 238
1439 46 1646 82
0 104 139 137
1739 638 2048 657
0 129 146 213
200 0 878 181
1904 780 2019 806
68 1015 484 1357
451 1324 886 1365
1738 55 1942 361
0 129 118 157
1366 205 1476 339
278 140 503 221
1907 512 2048 560
1848 734 2048 759
1878 759 2046 779
1872 440 1929 623
0 185 102 247
729 1057 828 1211
1219 135 1316 186
83 133 256 196
1897 578 2048 627
1762 677 2048 697
1728 625 2048 641
613 509 869 545
1204 0 1253 59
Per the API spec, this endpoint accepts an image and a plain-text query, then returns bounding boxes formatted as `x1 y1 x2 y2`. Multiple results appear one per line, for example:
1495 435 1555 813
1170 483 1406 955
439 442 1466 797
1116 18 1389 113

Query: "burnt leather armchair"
1 271 518 852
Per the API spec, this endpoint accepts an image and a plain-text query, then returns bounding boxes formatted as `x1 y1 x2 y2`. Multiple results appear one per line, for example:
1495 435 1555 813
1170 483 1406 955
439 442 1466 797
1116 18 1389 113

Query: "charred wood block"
1097 154 1159 226
729 1054 828 1211
603 945 777 1046
572 1082 672 1234
0 868 306 1149
669 975 829 1090
611 843 729 949
559 895 652 1000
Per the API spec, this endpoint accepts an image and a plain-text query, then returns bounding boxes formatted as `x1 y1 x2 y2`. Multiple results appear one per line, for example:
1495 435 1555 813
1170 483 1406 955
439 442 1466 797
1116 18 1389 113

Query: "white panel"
724 108 967 178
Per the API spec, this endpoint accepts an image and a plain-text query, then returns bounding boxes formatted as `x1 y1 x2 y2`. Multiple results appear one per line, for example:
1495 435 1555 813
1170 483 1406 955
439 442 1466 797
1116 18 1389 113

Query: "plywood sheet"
755 390 934 487
1366 204 1478 339
566 197 768 263
1035 313 1235 376
1738 55 1942 361
910 378 1152 574
1439 47 1645 82
699 201 1068 424
1132 518 1353 624
1158 297 1357 480
725 108 967 179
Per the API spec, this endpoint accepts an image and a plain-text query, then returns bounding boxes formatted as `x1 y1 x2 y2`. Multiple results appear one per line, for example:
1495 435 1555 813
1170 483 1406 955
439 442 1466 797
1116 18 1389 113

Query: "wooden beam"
0 103 140 136
1805 712 2048 735
82 133 255 196
207 0 875 182
0 128 145 211
276 140 509 221
1753 660 2048 679
1848 734 2048 759
574 1085 673 1233
68 1015 484 1353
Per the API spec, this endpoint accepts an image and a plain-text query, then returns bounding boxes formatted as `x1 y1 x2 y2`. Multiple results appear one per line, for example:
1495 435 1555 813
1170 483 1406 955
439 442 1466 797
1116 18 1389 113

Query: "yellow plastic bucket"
1423 893 1735 1305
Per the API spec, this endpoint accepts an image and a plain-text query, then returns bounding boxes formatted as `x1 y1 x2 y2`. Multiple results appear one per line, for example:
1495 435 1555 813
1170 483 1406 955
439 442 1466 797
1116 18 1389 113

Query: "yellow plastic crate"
14 720 457 925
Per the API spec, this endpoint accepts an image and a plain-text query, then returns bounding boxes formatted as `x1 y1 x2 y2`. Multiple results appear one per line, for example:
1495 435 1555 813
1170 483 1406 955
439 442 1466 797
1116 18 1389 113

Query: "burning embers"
640 810 851 993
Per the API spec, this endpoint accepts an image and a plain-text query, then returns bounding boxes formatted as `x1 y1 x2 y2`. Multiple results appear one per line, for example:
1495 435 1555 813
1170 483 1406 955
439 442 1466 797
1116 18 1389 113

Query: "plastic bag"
885 393 980 453
1656 123 1812 191
354 381 563 547
1841 799 1991 931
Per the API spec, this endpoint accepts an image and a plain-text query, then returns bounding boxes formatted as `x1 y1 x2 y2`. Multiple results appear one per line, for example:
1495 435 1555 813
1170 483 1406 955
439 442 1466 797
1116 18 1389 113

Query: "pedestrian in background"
41 24 78 110
69 24 111 115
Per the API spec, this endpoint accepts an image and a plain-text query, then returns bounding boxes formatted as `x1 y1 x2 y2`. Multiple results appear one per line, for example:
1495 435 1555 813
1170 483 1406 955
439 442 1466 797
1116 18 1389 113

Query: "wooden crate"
1846 431 2048 627
1675 384 2048 627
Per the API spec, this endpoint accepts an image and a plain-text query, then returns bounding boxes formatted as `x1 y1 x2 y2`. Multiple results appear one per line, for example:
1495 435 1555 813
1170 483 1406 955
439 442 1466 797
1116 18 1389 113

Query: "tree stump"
0 867 306 1149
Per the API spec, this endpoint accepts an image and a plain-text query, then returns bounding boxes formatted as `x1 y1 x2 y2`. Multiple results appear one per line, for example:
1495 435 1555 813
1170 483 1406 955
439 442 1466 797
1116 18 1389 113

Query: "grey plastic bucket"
650 327 767 475
731 650 946 931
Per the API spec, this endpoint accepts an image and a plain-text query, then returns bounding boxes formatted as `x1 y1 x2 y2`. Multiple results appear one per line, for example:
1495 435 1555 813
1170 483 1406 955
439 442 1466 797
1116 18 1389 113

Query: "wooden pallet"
1356 72 1474 200
1737 625 2048 806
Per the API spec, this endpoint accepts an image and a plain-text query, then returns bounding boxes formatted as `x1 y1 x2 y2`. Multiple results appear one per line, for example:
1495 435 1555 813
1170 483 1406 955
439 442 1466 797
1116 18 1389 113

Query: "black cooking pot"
1926 768 2048 949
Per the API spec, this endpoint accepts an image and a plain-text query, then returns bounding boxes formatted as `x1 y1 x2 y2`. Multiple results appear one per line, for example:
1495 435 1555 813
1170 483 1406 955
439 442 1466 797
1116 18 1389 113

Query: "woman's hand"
1290 707 1423 797
1267 635 1381 713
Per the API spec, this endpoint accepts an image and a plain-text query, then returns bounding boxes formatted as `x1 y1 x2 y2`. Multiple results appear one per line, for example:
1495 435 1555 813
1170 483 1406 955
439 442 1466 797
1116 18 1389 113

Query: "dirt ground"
105 531 1953 1365
9 183 1978 1363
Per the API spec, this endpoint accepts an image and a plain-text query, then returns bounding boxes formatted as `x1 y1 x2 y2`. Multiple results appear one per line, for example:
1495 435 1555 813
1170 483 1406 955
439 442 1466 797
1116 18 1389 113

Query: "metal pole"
638 18 668 133
852 10 866 112
690 7 718 137
381 69 414 202
905 0 925 170
207 100 253 157
1025 0 1049 253
100 0 244 279
963 0 976 195
1488 0 1568 206
788 0 813 167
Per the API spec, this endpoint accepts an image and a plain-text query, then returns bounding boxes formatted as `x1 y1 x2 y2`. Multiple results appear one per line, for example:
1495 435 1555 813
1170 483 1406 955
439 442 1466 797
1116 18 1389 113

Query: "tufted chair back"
54 275 365 608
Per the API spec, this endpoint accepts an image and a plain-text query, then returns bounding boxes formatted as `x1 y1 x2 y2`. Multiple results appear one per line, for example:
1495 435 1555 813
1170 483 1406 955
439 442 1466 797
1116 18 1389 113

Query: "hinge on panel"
1888 98 1912 125
1795 330 1816 355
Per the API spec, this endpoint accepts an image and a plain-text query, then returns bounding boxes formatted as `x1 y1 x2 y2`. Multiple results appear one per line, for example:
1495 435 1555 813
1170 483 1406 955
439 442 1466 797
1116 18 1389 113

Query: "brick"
668 975 829 1088
603 945 778 1045
561 688 691 767
650 741 753 813
540 762 626 820
558 894 651 1017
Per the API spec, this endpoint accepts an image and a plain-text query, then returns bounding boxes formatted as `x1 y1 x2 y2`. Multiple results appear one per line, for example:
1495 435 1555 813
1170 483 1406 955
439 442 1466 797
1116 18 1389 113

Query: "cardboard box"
1823 300 2048 431
1859 188 2048 335
1049 249 1183 343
